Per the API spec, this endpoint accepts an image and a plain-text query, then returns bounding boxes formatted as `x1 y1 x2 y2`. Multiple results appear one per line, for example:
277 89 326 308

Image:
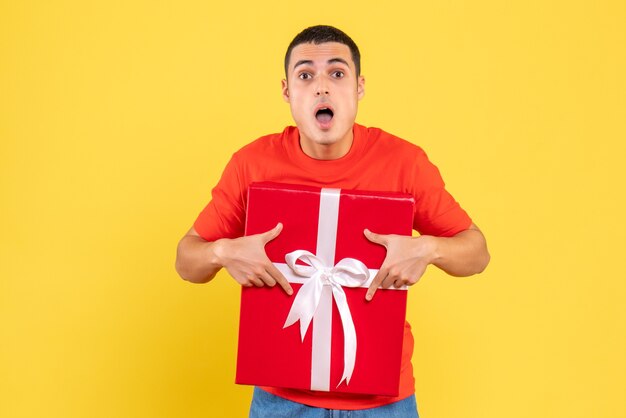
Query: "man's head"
284 25 361 78
282 25 365 160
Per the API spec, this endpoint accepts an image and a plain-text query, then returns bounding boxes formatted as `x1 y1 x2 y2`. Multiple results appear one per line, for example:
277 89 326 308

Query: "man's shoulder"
359 124 428 158
232 126 295 160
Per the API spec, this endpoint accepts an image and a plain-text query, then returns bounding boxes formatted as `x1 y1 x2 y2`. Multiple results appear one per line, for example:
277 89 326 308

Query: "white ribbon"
282 250 370 388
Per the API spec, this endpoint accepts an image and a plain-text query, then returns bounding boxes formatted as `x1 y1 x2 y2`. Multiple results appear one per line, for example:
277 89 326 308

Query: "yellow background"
1 0 625 417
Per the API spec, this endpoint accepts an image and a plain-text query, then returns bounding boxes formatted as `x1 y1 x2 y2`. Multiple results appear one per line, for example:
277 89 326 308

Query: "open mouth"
315 107 334 124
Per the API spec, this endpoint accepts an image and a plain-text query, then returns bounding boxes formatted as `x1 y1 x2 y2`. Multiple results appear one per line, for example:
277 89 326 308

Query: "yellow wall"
1 1 624 417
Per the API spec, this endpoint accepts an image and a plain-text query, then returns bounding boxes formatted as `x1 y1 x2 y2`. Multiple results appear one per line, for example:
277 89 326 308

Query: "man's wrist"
417 235 442 265
210 238 227 267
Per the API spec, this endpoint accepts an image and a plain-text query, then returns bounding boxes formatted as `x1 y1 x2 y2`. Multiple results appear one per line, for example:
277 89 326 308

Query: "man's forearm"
428 227 490 277
175 236 223 284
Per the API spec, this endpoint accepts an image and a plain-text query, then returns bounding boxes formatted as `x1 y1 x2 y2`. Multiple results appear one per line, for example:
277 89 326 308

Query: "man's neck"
299 129 354 161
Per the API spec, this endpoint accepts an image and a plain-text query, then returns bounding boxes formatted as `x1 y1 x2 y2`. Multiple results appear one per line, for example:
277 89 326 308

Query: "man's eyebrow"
292 57 351 71
293 59 313 70
327 58 349 67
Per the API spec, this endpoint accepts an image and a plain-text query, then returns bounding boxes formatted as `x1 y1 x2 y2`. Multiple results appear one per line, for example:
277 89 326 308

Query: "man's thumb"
364 228 386 246
262 222 283 243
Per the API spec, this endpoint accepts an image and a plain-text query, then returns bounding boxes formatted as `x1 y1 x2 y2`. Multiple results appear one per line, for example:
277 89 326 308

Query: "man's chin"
299 127 335 144
298 122 352 147
316 123 345 141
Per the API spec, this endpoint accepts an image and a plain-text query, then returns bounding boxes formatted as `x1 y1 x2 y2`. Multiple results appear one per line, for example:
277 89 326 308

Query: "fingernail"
364 229 370 235
365 293 372 301
287 288 293 295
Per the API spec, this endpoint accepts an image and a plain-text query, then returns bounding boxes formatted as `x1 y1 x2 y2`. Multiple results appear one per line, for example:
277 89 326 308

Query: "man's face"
282 42 365 156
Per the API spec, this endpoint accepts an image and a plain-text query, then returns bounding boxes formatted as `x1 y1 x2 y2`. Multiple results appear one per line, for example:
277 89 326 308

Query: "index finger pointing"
366 268 387 301
266 262 293 296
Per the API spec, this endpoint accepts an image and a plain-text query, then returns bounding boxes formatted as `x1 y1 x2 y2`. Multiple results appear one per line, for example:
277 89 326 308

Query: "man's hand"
363 229 437 301
362 224 490 301
214 223 293 295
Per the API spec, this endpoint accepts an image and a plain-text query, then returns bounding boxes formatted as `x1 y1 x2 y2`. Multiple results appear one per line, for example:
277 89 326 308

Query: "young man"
176 25 490 417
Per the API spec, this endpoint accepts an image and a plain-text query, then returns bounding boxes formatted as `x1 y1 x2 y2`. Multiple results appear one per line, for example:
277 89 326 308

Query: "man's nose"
315 79 330 96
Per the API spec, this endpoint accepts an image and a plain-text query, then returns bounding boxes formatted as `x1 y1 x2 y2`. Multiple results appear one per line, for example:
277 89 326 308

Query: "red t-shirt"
193 123 472 410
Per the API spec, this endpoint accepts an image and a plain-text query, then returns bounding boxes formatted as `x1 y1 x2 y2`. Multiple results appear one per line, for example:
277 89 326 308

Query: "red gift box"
235 182 414 396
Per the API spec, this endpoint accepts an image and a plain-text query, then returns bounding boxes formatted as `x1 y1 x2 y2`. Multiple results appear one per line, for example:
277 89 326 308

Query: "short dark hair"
284 25 361 77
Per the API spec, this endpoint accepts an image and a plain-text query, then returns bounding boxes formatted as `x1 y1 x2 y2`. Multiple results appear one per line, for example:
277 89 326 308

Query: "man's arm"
175 224 293 295
364 223 490 300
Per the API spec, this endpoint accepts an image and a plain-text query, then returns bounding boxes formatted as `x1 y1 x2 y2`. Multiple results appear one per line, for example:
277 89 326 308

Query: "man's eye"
299 73 311 80
332 71 344 78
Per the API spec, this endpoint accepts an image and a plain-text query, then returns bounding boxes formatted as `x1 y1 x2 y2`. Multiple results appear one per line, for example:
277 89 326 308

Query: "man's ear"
357 75 365 100
281 79 290 102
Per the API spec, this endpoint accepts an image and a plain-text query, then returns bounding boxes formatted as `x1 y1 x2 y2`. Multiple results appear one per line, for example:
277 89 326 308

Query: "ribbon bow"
283 249 370 387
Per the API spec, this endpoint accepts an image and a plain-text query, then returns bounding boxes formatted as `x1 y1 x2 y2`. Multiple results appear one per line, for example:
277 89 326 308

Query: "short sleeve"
411 149 472 237
193 153 247 242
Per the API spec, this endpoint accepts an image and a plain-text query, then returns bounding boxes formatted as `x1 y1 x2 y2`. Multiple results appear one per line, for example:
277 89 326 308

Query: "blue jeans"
249 387 419 418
